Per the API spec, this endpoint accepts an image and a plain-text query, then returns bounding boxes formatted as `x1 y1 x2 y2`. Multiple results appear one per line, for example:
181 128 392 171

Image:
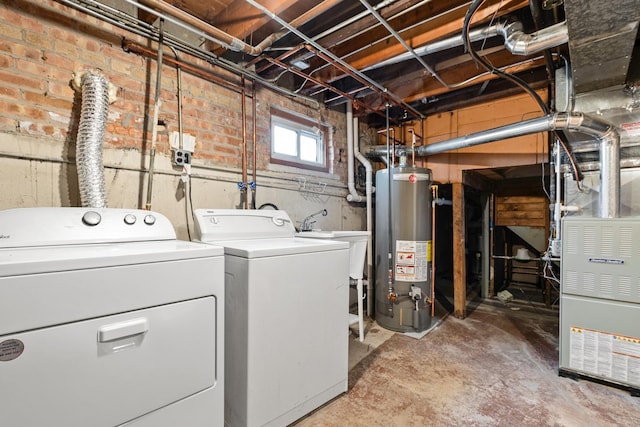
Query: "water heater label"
395 240 428 282
569 326 640 386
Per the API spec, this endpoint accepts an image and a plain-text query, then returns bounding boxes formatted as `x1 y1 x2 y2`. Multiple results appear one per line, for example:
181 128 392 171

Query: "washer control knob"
143 214 156 225
82 211 101 226
124 214 137 225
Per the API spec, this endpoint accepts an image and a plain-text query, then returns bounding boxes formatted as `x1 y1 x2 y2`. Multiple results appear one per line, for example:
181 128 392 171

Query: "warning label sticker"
621 121 640 136
395 240 428 282
569 326 640 386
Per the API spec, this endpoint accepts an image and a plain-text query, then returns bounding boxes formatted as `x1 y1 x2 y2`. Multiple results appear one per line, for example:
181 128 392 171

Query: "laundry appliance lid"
193 208 348 257
214 236 348 259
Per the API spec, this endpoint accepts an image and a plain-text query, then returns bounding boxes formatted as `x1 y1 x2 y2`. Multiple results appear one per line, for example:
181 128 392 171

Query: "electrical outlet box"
173 149 191 166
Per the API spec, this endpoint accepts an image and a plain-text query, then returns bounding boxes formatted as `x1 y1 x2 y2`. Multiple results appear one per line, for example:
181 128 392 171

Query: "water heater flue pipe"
367 112 620 218
72 70 116 208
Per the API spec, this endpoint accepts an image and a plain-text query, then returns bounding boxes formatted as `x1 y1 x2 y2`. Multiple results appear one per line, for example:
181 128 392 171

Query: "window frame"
270 109 329 172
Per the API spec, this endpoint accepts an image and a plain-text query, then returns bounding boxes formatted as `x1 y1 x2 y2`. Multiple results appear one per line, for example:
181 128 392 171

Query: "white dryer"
0 207 225 427
194 209 350 427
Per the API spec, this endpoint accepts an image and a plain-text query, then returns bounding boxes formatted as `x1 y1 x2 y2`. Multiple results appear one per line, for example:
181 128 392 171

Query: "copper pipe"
241 77 248 209
252 82 257 208
138 0 341 57
138 0 262 55
260 55 386 119
253 45 306 74
123 39 244 93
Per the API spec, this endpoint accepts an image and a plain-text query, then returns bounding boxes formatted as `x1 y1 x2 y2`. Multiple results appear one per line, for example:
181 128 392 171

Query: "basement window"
270 110 327 172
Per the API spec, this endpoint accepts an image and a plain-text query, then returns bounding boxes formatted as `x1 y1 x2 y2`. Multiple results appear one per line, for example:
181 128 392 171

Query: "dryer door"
0 296 218 427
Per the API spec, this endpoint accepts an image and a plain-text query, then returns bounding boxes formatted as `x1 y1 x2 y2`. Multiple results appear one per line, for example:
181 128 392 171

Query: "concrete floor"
294 301 640 426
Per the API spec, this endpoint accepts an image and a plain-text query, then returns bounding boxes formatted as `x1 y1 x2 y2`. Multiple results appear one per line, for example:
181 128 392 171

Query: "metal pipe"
498 21 568 56
252 83 257 209
357 0 450 89
244 0 423 119
122 40 244 93
241 78 248 209
368 112 620 217
136 0 262 55
363 20 567 73
60 1 323 108
385 103 394 305
145 18 164 211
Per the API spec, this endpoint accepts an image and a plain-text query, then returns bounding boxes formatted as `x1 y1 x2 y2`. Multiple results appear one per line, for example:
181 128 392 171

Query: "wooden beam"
453 182 467 319
314 0 527 80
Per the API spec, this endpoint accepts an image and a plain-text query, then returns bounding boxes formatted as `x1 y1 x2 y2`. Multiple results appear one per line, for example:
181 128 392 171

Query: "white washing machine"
0 207 225 427
194 209 350 427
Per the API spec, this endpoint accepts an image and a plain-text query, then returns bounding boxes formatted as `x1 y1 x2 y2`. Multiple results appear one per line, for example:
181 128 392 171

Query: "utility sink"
297 230 369 279
298 230 370 342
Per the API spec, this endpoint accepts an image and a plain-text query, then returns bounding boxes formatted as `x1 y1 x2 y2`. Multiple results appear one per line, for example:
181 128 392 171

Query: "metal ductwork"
362 20 568 73
367 112 620 218
72 70 114 208
564 0 640 94
497 20 568 56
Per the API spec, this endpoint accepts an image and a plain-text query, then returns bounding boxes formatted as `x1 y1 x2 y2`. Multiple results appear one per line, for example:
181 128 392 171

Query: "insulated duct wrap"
75 71 110 208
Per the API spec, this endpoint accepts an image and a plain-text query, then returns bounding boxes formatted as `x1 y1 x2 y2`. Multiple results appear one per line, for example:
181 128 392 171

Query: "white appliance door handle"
98 318 149 342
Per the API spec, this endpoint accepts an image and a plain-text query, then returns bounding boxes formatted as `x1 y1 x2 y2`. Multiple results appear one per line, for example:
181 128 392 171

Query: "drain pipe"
346 102 363 203
72 70 115 208
353 116 374 316
367 112 619 217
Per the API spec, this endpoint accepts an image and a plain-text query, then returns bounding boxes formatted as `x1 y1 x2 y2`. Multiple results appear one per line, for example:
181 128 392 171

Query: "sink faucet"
300 209 327 232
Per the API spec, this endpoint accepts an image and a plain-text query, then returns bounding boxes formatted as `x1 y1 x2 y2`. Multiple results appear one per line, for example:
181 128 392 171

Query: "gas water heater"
375 166 433 332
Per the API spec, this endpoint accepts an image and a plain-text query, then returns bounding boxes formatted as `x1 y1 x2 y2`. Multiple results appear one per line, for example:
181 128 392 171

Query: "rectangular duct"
564 0 640 94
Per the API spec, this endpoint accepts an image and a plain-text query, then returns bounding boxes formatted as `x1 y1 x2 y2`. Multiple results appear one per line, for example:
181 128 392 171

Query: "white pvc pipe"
353 116 374 318
346 102 363 202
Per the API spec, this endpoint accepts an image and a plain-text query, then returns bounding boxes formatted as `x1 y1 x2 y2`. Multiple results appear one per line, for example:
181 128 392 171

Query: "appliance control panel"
0 207 176 248
194 208 295 241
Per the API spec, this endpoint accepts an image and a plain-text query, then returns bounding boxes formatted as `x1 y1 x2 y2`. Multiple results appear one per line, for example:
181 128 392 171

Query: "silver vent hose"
72 70 115 208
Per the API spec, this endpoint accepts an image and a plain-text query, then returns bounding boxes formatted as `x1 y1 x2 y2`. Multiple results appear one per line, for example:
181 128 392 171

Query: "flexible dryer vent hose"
72 70 115 208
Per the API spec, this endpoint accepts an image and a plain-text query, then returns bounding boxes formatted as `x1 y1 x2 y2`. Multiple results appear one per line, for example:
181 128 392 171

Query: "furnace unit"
560 216 640 394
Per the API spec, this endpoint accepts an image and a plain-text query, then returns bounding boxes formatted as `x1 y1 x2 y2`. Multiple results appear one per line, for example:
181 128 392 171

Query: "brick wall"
0 0 347 179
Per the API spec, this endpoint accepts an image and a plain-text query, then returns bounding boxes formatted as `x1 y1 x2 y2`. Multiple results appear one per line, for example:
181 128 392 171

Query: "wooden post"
453 182 467 319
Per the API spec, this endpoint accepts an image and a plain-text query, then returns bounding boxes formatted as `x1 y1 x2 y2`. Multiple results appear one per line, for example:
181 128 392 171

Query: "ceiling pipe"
367 112 620 218
244 0 424 119
363 20 568 73
498 20 568 56
58 0 323 108
356 0 450 89
137 0 340 55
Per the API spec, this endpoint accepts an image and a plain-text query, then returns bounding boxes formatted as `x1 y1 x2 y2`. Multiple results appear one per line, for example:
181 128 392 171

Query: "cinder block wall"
0 1 365 239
